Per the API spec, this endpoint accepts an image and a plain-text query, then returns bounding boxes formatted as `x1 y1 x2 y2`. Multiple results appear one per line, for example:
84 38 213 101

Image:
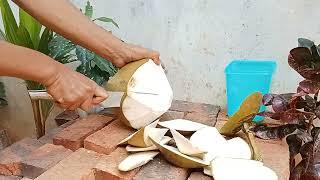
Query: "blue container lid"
225 60 276 75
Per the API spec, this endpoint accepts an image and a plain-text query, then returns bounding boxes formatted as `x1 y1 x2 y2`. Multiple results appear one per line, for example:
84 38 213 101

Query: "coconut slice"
108 59 173 129
118 121 168 147
126 136 172 152
149 135 209 168
158 119 207 134
170 129 206 157
211 158 277 180
218 137 252 160
118 151 159 171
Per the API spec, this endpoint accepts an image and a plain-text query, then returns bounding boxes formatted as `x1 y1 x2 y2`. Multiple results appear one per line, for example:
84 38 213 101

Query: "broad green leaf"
92 55 117 76
38 27 53 55
219 92 263 136
19 8 41 48
84 1 93 18
0 98 8 107
298 38 315 50
25 80 44 90
93 17 119 28
0 0 19 44
0 28 5 40
16 25 34 49
49 34 76 61
75 45 94 63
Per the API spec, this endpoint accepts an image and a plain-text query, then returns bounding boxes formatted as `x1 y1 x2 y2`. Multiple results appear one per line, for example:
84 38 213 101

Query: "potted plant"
251 38 320 179
0 0 118 138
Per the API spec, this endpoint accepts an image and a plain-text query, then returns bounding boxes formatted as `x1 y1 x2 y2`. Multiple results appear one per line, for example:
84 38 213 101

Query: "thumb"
93 86 108 104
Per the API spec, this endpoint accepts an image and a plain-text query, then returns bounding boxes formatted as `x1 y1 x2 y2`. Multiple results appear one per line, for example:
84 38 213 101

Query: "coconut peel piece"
118 151 159 171
149 135 209 168
118 120 167 148
106 59 148 92
211 158 277 180
219 92 263 136
158 119 207 135
126 136 172 152
116 59 173 129
170 129 206 157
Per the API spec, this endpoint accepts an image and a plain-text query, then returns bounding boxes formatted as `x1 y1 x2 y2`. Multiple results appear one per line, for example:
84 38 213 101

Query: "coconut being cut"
106 59 173 129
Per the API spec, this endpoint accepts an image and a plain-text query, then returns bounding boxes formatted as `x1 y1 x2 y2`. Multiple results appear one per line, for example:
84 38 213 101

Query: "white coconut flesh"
158 119 207 133
149 135 209 168
126 136 172 152
122 60 173 129
190 127 227 162
118 151 159 172
218 137 252 160
211 158 277 180
118 121 167 147
170 129 207 157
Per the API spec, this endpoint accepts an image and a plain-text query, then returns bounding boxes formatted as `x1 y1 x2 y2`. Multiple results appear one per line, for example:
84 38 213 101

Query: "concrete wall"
71 0 320 106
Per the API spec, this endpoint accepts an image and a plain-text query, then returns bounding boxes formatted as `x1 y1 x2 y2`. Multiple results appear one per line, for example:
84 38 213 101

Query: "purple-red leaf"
298 80 320 94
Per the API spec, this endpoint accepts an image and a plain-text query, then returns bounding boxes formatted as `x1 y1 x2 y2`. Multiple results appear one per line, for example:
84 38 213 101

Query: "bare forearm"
0 41 59 85
13 0 126 64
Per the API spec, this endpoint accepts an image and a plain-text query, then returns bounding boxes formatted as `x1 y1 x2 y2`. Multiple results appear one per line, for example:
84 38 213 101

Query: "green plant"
0 81 7 107
0 0 53 136
251 38 320 179
48 1 118 85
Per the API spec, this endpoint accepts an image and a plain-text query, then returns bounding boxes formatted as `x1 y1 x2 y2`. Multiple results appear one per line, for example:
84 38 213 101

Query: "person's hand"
110 43 160 67
43 64 108 111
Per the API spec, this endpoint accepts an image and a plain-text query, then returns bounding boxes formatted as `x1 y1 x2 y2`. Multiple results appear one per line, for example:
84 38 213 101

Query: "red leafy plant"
251 38 320 180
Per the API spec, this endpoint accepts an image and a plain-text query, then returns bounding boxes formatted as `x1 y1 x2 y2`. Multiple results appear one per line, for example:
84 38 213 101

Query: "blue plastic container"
225 60 276 121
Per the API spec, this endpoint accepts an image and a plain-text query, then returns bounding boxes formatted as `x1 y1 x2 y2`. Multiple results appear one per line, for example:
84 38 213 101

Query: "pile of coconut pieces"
117 119 278 180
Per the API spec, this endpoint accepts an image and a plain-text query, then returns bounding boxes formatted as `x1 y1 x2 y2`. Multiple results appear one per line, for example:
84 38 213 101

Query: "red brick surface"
54 110 79 126
21 144 72 179
160 111 185 121
38 120 76 144
53 115 113 151
0 176 21 180
187 172 212 180
133 156 189 180
84 119 134 155
0 138 43 176
35 148 107 180
91 148 140 180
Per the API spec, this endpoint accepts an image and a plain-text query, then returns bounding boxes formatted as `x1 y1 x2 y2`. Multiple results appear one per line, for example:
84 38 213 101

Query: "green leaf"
0 28 6 40
0 0 19 44
298 38 315 50
84 1 93 18
19 8 41 48
92 54 117 76
75 45 94 63
93 17 119 28
0 81 6 98
77 64 109 85
38 27 53 55
16 25 34 49
48 34 76 62
0 98 8 107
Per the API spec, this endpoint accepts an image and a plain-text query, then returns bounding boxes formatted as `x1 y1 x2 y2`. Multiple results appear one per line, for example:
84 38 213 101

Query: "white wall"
71 0 320 106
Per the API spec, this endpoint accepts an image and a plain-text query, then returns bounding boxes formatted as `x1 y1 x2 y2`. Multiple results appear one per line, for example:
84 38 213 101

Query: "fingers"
93 86 108 104
148 50 160 65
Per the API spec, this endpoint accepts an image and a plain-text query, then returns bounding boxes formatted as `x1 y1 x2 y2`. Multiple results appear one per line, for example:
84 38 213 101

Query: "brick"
0 176 21 180
0 138 43 176
160 111 185 121
256 139 289 180
90 148 139 180
35 148 107 180
55 110 79 126
98 107 120 119
84 119 134 155
187 172 212 180
0 129 10 150
133 156 189 180
53 115 113 151
184 112 217 127
170 100 220 114
21 144 72 179
38 120 76 144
